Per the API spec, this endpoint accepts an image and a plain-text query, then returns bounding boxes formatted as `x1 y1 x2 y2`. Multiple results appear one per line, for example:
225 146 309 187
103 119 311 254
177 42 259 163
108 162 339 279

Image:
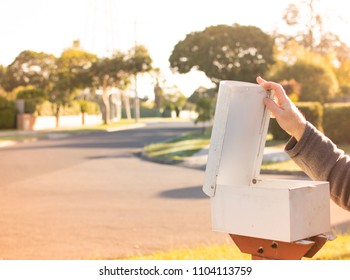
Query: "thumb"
264 97 281 118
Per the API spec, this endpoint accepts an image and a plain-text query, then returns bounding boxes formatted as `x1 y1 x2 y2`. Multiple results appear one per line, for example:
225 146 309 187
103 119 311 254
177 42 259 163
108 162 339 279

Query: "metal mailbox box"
203 81 330 242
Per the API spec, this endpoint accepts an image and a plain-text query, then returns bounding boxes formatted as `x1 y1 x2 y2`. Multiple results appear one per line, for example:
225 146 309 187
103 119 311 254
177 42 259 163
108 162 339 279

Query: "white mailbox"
203 81 330 242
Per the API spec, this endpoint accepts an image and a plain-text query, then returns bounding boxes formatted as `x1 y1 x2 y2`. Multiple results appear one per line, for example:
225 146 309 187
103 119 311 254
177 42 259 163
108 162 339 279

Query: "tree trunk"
123 93 132 120
102 78 110 125
116 92 122 120
82 112 85 125
134 74 140 122
55 105 61 128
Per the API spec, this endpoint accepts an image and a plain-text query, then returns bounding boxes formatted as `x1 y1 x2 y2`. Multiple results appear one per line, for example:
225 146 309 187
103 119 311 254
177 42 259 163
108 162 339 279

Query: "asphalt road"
0 121 350 260
0 121 220 259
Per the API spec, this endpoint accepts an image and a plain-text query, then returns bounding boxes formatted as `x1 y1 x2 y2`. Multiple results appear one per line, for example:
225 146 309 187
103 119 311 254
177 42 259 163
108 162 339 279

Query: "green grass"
54 119 139 132
261 144 350 174
261 160 302 173
128 235 350 260
144 130 211 161
143 129 350 174
0 119 142 142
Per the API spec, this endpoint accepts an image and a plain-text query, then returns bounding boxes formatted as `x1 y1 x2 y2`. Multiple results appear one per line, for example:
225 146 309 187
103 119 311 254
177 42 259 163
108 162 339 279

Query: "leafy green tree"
271 60 338 103
126 44 153 121
90 52 128 124
162 87 186 117
126 45 153 74
153 81 164 109
50 48 97 127
2 50 57 92
276 0 350 62
169 24 274 84
16 87 47 114
0 96 17 129
334 59 350 96
188 87 217 131
0 65 5 87
151 68 165 109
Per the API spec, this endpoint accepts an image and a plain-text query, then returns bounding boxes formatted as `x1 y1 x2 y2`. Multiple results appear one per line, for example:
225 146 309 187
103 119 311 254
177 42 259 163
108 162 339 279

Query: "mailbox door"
203 81 270 196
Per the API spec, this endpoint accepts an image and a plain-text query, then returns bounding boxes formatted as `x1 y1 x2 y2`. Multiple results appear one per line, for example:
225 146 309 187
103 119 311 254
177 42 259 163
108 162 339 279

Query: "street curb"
0 123 148 149
0 140 17 149
106 123 146 132
138 151 184 166
138 151 308 177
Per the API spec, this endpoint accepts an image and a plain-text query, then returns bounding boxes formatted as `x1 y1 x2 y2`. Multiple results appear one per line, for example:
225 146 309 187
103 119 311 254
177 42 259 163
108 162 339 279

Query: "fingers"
256 76 290 106
256 76 267 85
264 97 282 118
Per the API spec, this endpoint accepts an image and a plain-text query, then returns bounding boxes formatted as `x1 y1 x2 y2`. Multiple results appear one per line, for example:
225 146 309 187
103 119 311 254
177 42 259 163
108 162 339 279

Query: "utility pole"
134 21 140 123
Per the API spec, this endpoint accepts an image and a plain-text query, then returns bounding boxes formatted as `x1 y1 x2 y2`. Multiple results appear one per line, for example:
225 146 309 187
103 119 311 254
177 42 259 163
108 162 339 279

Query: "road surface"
0 121 349 259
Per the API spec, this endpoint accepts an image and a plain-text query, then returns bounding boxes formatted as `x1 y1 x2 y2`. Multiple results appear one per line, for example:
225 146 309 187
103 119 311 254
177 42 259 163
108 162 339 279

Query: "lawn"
0 119 144 142
143 129 211 161
128 235 350 260
143 129 350 174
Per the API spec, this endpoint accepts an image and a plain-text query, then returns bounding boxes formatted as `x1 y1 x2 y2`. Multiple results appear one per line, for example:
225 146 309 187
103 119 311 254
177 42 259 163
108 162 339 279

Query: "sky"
1 0 349 98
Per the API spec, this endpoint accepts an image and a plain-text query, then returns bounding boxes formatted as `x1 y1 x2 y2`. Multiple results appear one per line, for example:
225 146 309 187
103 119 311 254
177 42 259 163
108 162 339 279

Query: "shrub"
16 88 47 114
60 101 81 116
270 60 338 103
122 106 162 118
323 103 350 144
76 100 101 115
36 101 54 116
269 102 323 141
0 96 17 129
140 107 161 118
297 102 323 130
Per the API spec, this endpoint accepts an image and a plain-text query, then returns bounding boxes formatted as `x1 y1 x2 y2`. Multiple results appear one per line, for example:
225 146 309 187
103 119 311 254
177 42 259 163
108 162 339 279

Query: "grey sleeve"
285 122 350 211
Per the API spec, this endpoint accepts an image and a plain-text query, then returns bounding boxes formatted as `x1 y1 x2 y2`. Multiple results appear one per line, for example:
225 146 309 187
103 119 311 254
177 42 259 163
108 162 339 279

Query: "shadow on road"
2 126 200 152
86 154 133 160
157 186 208 200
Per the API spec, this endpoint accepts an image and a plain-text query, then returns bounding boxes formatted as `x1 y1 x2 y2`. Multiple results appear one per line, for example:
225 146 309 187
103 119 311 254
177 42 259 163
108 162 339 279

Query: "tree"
126 44 153 122
271 60 338 103
151 68 165 109
1 50 57 92
276 0 350 62
90 52 128 124
0 96 17 129
335 59 350 95
16 87 47 114
153 80 164 109
162 87 186 117
50 47 97 127
188 87 217 131
0 65 5 87
169 24 274 84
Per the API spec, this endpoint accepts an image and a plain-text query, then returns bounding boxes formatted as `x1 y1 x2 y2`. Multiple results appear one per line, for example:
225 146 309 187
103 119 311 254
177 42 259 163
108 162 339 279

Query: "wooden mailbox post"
203 81 331 260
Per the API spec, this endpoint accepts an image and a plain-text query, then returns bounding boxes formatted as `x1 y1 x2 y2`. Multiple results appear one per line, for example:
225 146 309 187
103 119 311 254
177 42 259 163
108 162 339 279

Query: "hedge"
36 100 101 116
323 103 350 144
76 100 100 115
269 102 323 141
122 107 162 118
0 96 17 129
16 88 47 114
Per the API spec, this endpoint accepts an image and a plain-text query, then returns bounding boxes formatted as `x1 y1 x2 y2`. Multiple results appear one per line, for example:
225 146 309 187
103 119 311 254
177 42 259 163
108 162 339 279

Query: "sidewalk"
0 123 146 148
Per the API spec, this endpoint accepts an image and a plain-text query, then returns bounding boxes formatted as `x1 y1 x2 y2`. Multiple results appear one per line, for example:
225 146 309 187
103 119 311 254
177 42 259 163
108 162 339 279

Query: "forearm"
285 122 350 211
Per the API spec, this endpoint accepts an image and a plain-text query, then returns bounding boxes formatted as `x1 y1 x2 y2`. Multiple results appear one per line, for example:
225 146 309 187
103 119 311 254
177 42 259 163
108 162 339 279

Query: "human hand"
256 76 306 141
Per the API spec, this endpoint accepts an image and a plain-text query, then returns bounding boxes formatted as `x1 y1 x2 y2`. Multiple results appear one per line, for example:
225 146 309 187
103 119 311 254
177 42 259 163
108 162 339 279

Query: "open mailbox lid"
203 81 272 197
203 81 330 242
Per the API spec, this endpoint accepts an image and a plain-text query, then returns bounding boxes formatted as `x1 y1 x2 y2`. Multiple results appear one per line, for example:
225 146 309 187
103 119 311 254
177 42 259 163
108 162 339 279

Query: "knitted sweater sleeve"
285 122 350 211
